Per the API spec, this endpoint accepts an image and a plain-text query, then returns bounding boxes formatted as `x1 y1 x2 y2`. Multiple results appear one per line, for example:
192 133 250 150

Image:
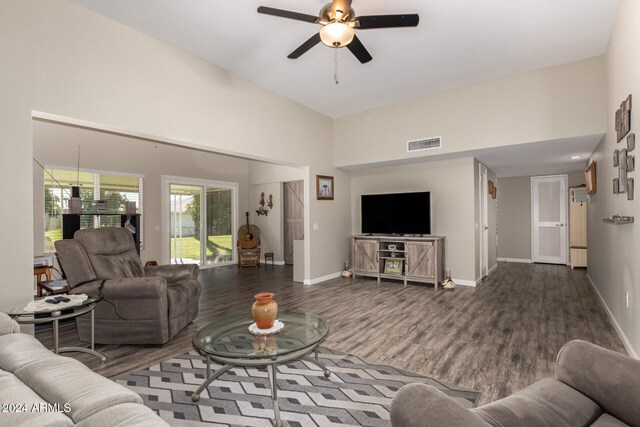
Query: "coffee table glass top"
0 295 103 316
193 312 328 360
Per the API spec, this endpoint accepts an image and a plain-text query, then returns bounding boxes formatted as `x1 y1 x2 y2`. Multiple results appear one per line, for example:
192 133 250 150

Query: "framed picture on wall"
316 175 334 200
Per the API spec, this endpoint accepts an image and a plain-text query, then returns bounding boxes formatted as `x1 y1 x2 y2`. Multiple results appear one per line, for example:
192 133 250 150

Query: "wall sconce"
256 192 273 216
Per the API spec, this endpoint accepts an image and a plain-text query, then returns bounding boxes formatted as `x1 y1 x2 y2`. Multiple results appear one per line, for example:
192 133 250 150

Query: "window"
44 168 144 253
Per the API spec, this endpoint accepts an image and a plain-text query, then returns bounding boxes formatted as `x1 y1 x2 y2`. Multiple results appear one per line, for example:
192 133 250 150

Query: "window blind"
44 168 144 253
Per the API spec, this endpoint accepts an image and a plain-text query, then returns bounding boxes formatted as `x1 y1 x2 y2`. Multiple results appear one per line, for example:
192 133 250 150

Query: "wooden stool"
264 252 274 265
34 265 52 297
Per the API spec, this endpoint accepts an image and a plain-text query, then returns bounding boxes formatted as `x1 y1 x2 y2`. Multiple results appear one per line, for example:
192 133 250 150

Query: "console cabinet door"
406 242 434 279
353 239 379 273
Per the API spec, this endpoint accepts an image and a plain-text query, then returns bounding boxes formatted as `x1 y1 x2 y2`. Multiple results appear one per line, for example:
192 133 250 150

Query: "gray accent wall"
497 172 585 261
350 158 477 283
497 176 532 260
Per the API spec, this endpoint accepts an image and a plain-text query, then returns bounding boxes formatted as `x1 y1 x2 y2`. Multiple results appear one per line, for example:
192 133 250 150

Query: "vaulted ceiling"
71 0 620 118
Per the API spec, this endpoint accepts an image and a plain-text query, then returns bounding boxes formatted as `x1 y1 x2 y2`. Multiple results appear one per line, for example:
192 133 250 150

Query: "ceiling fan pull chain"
334 48 339 84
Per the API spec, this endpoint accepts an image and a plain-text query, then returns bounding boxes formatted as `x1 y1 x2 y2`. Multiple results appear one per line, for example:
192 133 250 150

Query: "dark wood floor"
36 262 626 406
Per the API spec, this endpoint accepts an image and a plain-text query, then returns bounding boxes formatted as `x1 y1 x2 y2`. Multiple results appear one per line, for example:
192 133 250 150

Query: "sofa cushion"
74 228 144 279
75 402 170 427
13 356 142 423
0 333 58 373
472 378 601 426
54 239 97 288
591 413 630 427
0 369 73 427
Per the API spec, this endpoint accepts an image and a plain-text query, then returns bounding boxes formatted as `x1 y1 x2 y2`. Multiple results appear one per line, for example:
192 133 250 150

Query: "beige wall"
497 172 585 261
350 158 476 282
334 57 607 168
587 0 640 357
0 0 348 307
33 120 252 264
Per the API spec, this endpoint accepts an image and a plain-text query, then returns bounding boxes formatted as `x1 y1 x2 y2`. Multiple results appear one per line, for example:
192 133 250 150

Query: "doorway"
479 163 489 279
163 177 238 267
283 180 304 265
531 175 568 264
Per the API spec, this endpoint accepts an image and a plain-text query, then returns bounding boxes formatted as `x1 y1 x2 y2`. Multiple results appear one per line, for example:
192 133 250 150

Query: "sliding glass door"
170 184 202 265
166 178 236 267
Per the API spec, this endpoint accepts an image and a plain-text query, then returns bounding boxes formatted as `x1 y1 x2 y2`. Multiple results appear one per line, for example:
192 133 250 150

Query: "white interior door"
531 175 568 264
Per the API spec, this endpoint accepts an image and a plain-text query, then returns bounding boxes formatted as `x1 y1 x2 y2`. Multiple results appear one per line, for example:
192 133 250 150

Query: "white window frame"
161 175 238 268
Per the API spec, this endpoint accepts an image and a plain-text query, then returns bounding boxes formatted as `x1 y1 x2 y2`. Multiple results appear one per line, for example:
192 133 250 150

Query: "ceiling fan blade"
288 33 322 59
356 14 420 29
346 35 372 64
257 6 319 24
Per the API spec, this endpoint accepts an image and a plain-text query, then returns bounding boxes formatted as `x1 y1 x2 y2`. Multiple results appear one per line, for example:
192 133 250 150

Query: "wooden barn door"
283 180 304 265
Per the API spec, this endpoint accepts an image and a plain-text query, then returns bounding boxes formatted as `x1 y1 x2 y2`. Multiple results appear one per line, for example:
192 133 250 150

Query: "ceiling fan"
257 0 419 64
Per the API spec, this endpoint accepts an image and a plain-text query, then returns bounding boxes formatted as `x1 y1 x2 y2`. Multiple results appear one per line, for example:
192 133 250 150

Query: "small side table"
264 252 274 265
37 279 69 297
0 296 107 362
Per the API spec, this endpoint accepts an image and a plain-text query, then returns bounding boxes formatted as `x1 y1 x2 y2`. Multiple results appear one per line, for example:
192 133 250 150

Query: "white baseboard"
260 259 286 266
497 257 533 264
586 273 638 359
453 278 477 287
303 271 342 285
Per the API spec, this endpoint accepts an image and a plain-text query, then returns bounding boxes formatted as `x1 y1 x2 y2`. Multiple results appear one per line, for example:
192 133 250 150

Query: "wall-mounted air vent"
407 136 442 152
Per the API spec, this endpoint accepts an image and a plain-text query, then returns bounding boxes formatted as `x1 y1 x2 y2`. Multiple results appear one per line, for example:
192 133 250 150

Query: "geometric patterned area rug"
117 347 481 426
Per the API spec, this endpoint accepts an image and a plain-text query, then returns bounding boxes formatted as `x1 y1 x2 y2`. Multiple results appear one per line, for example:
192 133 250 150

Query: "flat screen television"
361 192 431 235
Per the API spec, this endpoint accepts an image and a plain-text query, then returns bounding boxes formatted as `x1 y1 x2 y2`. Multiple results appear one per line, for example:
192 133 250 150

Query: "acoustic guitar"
239 212 258 249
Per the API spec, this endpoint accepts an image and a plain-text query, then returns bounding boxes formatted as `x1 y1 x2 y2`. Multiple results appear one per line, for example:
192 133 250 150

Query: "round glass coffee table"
192 312 330 427
0 295 106 362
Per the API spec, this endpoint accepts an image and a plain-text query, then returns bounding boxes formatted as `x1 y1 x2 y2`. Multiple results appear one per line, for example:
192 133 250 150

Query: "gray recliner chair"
390 340 640 427
55 228 201 345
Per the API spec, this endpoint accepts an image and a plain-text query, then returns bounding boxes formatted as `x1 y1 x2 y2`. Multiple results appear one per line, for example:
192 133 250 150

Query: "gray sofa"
391 340 640 427
0 312 167 426
55 227 201 345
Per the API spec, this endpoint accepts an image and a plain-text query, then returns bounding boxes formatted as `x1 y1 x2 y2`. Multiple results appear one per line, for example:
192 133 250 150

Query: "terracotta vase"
251 293 278 329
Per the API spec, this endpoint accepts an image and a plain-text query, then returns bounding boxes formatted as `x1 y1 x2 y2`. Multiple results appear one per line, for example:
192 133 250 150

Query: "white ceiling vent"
407 136 442 153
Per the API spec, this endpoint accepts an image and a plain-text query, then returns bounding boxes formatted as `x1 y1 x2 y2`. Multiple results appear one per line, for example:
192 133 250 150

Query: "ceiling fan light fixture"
320 21 355 47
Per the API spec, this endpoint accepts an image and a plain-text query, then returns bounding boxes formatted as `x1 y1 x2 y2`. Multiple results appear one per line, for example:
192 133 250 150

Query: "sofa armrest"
556 339 640 426
0 312 20 335
144 264 199 282
390 383 488 427
73 276 168 300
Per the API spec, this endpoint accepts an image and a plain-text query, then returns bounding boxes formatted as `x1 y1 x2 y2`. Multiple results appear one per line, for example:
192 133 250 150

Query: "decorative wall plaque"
616 95 632 142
